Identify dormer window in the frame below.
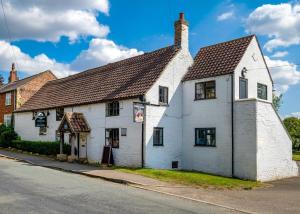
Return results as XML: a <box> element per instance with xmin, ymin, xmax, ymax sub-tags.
<box><xmin>159</xmin><ymin>86</ymin><xmax>168</xmax><ymax>105</ymax></box>
<box><xmin>106</xmin><ymin>101</ymin><xmax>120</xmax><ymax>117</ymax></box>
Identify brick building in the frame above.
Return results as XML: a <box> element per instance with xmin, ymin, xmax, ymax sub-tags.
<box><xmin>0</xmin><ymin>64</ymin><xmax>56</xmax><ymax>126</ymax></box>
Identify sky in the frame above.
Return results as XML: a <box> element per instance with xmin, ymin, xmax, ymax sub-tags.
<box><xmin>0</xmin><ymin>0</ymin><xmax>299</xmax><ymax>118</ymax></box>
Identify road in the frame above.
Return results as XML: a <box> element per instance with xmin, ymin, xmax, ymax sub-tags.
<box><xmin>0</xmin><ymin>157</ymin><xmax>241</xmax><ymax>214</ymax></box>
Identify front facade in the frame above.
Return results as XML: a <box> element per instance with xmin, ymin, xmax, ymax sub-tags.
<box><xmin>14</xmin><ymin>14</ymin><xmax>298</xmax><ymax>181</ymax></box>
<box><xmin>0</xmin><ymin>65</ymin><xmax>56</xmax><ymax>126</ymax></box>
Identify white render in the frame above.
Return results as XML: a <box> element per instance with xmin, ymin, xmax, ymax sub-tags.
<box><xmin>13</xmin><ymin>20</ymin><xmax>298</xmax><ymax>181</ymax></box>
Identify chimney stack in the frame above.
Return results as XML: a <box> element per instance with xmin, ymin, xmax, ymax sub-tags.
<box><xmin>9</xmin><ymin>63</ymin><xmax>18</xmax><ymax>83</ymax></box>
<box><xmin>174</xmin><ymin>12</ymin><xmax>189</xmax><ymax>50</ymax></box>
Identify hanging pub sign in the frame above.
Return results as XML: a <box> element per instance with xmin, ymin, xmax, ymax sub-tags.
<box><xmin>35</xmin><ymin>112</ymin><xmax>47</xmax><ymax>127</ymax></box>
<box><xmin>133</xmin><ymin>103</ymin><xmax>145</xmax><ymax>123</ymax></box>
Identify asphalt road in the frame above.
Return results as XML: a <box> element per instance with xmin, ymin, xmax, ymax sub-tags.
<box><xmin>0</xmin><ymin>157</ymin><xmax>241</xmax><ymax>214</ymax></box>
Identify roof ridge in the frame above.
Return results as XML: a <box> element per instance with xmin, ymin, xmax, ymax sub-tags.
<box><xmin>201</xmin><ymin>34</ymin><xmax>255</xmax><ymax>50</ymax></box>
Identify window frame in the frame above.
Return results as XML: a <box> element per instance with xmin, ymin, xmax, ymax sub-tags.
<box><xmin>153</xmin><ymin>127</ymin><xmax>164</xmax><ymax>146</ymax></box>
<box><xmin>194</xmin><ymin>128</ymin><xmax>216</xmax><ymax>147</ymax></box>
<box><xmin>159</xmin><ymin>86</ymin><xmax>169</xmax><ymax>105</ymax></box>
<box><xmin>195</xmin><ymin>81</ymin><xmax>216</xmax><ymax>100</ymax></box>
<box><xmin>56</xmin><ymin>108</ymin><xmax>64</xmax><ymax>121</ymax></box>
<box><xmin>239</xmin><ymin>77</ymin><xmax>248</xmax><ymax>99</ymax></box>
<box><xmin>106</xmin><ymin>101</ymin><xmax>120</xmax><ymax>117</ymax></box>
<box><xmin>257</xmin><ymin>83</ymin><xmax>268</xmax><ymax>100</ymax></box>
<box><xmin>5</xmin><ymin>92</ymin><xmax>11</xmax><ymax>106</ymax></box>
<box><xmin>3</xmin><ymin>114</ymin><xmax>12</xmax><ymax>127</ymax></box>
<box><xmin>105</xmin><ymin>128</ymin><xmax>119</xmax><ymax>148</ymax></box>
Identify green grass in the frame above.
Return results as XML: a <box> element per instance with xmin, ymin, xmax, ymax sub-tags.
<box><xmin>117</xmin><ymin>168</ymin><xmax>263</xmax><ymax>190</ymax></box>
<box><xmin>293</xmin><ymin>151</ymin><xmax>300</xmax><ymax>161</ymax></box>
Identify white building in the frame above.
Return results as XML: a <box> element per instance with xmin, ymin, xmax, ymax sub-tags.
<box><xmin>14</xmin><ymin>13</ymin><xmax>298</xmax><ymax>181</ymax></box>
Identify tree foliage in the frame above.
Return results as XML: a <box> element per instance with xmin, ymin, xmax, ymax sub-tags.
<box><xmin>273</xmin><ymin>93</ymin><xmax>283</xmax><ymax>112</ymax></box>
<box><xmin>283</xmin><ymin>117</ymin><xmax>300</xmax><ymax>151</ymax></box>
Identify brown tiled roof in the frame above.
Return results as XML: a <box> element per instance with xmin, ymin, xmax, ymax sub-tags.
<box><xmin>183</xmin><ymin>35</ymin><xmax>255</xmax><ymax>81</ymax></box>
<box><xmin>58</xmin><ymin>112</ymin><xmax>90</xmax><ymax>133</ymax></box>
<box><xmin>0</xmin><ymin>70</ymin><xmax>56</xmax><ymax>93</ymax></box>
<box><xmin>16</xmin><ymin>46</ymin><xmax>179</xmax><ymax>112</ymax></box>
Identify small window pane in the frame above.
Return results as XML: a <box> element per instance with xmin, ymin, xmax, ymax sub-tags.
<box><xmin>159</xmin><ymin>86</ymin><xmax>168</xmax><ymax>104</ymax></box>
<box><xmin>239</xmin><ymin>78</ymin><xmax>248</xmax><ymax>99</ymax></box>
<box><xmin>106</xmin><ymin>101</ymin><xmax>120</xmax><ymax>116</ymax></box>
<box><xmin>5</xmin><ymin>93</ymin><xmax>11</xmax><ymax>106</ymax></box>
<box><xmin>195</xmin><ymin>81</ymin><xmax>215</xmax><ymax>100</ymax></box>
<box><xmin>195</xmin><ymin>83</ymin><xmax>205</xmax><ymax>100</ymax></box>
<box><xmin>195</xmin><ymin>128</ymin><xmax>216</xmax><ymax>147</ymax></box>
<box><xmin>257</xmin><ymin>83</ymin><xmax>267</xmax><ymax>100</ymax></box>
<box><xmin>205</xmin><ymin>81</ymin><xmax>216</xmax><ymax>99</ymax></box>
<box><xmin>153</xmin><ymin>127</ymin><xmax>163</xmax><ymax>146</ymax></box>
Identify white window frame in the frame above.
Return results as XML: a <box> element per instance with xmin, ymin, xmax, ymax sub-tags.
<box><xmin>4</xmin><ymin>114</ymin><xmax>12</xmax><ymax>127</ymax></box>
<box><xmin>5</xmin><ymin>92</ymin><xmax>11</xmax><ymax>106</ymax></box>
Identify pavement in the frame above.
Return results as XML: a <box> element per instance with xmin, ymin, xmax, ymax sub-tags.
<box><xmin>0</xmin><ymin>149</ymin><xmax>300</xmax><ymax>214</ymax></box>
<box><xmin>0</xmin><ymin>157</ymin><xmax>239</xmax><ymax>214</ymax></box>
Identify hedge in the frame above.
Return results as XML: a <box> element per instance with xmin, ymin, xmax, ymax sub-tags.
<box><xmin>10</xmin><ymin>140</ymin><xmax>71</xmax><ymax>156</ymax></box>
<box><xmin>0</xmin><ymin>125</ymin><xmax>18</xmax><ymax>148</ymax></box>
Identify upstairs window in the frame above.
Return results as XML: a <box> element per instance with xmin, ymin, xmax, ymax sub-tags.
<box><xmin>257</xmin><ymin>83</ymin><xmax>267</xmax><ymax>100</ymax></box>
<box><xmin>153</xmin><ymin>127</ymin><xmax>163</xmax><ymax>146</ymax></box>
<box><xmin>159</xmin><ymin>86</ymin><xmax>168</xmax><ymax>105</ymax></box>
<box><xmin>239</xmin><ymin>78</ymin><xmax>248</xmax><ymax>99</ymax></box>
<box><xmin>5</xmin><ymin>92</ymin><xmax>11</xmax><ymax>106</ymax></box>
<box><xmin>195</xmin><ymin>128</ymin><xmax>216</xmax><ymax>147</ymax></box>
<box><xmin>56</xmin><ymin>108</ymin><xmax>64</xmax><ymax>121</ymax></box>
<box><xmin>106</xmin><ymin>101</ymin><xmax>120</xmax><ymax>117</ymax></box>
<box><xmin>195</xmin><ymin>81</ymin><xmax>216</xmax><ymax>100</ymax></box>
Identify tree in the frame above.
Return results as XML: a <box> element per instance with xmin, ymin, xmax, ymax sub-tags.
<box><xmin>273</xmin><ymin>93</ymin><xmax>283</xmax><ymax>112</ymax></box>
<box><xmin>283</xmin><ymin>117</ymin><xmax>300</xmax><ymax>151</ymax></box>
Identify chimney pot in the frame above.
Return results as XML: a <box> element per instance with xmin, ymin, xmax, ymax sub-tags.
<box><xmin>174</xmin><ymin>13</ymin><xmax>189</xmax><ymax>50</ymax></box>
<box><xmin>9</xmin><ymin>62</ymin><xmax>18</xmax><ymax>83</ymax></box>
<box><xmin>179</xmin><ymin>12</ymin><xmax>184</xmax><ymax>20</ymax></box>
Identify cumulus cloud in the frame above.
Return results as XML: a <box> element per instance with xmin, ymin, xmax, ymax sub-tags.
<box><xmin>271</xmin><ymin>51</ymin><xmax>288</xmax><ymax>58</ymax></box>
<box><xmin>290</xmin><ymin>112</ymin><xmax>300</xmax><ymax>118</ymax></box>
<box><xmin>217</xmin><ymin>11</ymin><xmax>234</xmax><ymax>21</ymax></box>
<box><xmin>0</xmin><ymin>0</ymin><xmax>110</xmax><ymax>42</ymax></box>
<box><xmin>246</xmin><ymin>3</ymin><xmax>300</xmax><ymax>52</ymax></box>
<box><xmin>71</xmin><ymin>38</ymin><xmax>143</xmax><ymax>71</ymax></box>
<box><xmin>265</xmin><ymin>56</ymin><xmax>300</xmax><ymax>93</ymax></box>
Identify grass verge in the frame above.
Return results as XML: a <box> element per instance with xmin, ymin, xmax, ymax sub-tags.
<box><xmin>293</xmin><ymin>151</ymin><xmax>300</xmax><ymax>161</ymax></box>
<box><xmin>117</xmin><ymin>168</ymin><xmax>263</xmax><ymax>190</ymax></box>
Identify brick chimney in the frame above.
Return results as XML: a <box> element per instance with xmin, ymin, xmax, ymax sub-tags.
<box><xmin>174</xmin><ymin>12</ymin><xmax>189</xmax><ymax>50</ymax></box>
<box><xmin>9</xmin><ymin>63</ymin><xmax>18</xmax><ymax>83</ymax></box>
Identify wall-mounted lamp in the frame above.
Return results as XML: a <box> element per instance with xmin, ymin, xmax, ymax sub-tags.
<box><xmin>241</xmin><ymin>67</ymin><xmax>247</xmax><ymax>78</ymax></box>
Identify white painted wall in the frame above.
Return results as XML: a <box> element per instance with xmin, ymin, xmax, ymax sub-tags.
<box><xmin>145</xmin><ymin>48</ymin><xmax>193</xmax><ymax>169</ymax></box>
<box><xmin>14</xmin><ymin>99</ymin><xmax>143</xmax><ymax>167</ymax></box>
<box><xmin>182</xmin><ymin>74</ymin><xmax>233</xmax><ymax>177</ymax></box>
<box><xmin>234</xmin><ymin>37</ymin><xmax>273</xmax><ymax>102</ymax></box>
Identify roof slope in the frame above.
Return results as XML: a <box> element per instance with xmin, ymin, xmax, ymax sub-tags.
<box><xmin>16</xmin><ymin>46</ymin><xmax>179</xmax><ymax>112</ymax></box>
<box><xmin>0</xmin><ymin>70</ymin><xmax>55</xmax><ymax>93</ymax></box>
<box><xmin>183</xmin><ymin>35</ymin><xmax>254</xmax><ymax>81</ymax></box>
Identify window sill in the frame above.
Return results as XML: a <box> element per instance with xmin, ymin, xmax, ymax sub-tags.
<box><xmin>105</xmin><ymin>115</ymin><xmax>120</xmax><ymax>117</ymax></box>
<box><xmin>194</xmin><ymin>97</ymin><xmax>216</xmax><ymax>101</ymax></box>
<box><xmin>159</xmin><ymin>103</ymin><xmax>169</xmax><ymax>107</ymax></box>
<box><xmin>194</xmin><ymin>145</ymin><xmax>216</xmax><ymax>147</ymax></box>
<box><xmin>153</xmin><ymin>144</ymin><xmax>164</xmax><ymax>147</ymax></box>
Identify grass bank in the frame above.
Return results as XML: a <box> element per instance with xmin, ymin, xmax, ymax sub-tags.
<box><xmin>293</xmin><ymin>151</ymin><xmax>300</xmax><ymax>161</ymax></box>
<box><xmin>117</xmin><ymin>168</ymin><xmax>263</xmax><ymax>190</ymax></box>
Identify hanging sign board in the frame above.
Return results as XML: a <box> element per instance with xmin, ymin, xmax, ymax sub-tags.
<box><xmin>133</xmin><ymin>103</ymin><xmax>145</xmax><ymax>123</ymax></box>
<box><xmin>35</xmin><ymin>112</ymin><xmax>47</xmax><ymax>127</ymax></box>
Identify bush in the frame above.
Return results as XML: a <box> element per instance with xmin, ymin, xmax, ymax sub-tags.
<box><xmin>10</xmin><ymin>140</ymin><xmax>71</xmax><ymax>156</ymax></box>
<box><xmin>0</xmin><ymin>126</ymin><xmax>18</xmax><ymax>148</ymax></box>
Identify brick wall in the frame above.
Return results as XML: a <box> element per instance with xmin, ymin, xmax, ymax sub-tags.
<box><xmin>0</xmin><ymin>91</ymin><xmax>15</xmax><ymax>124</ymax></box>
<box><xmin>16</xmin><ymin>71</ymin><xmax>56</xmax><ymax>108</ymax></box>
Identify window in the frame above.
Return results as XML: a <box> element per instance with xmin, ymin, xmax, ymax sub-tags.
<box><xmin>195</xmin><ymin>128</ymin><xmax>216</xmax><ymax>147</ymax></box>
<box><xmin>195</xmin><ymin>81</ymin><xmax>216</xmax><ymax>100</ymax></box>
<box><xmin>106</xmin><ymin>101</ymin><xmax>120</xmax><ymax>117</ymax></box>
<box><xmin>153</xmin><ymin>127</ymin><xmax>163</xmax><ymax>146</ymax></box>
<box><xmin>4</xmin><ymin>114</ymin><xmax>12</xmax><ymax>126</ymax></box>
<box><xmin>159</xmin><ymin>86</ymin><xmax>168</xmax><ymax>104</ymax></box>
<box><xmin>239</xmin><ymin>78</ymin><xmax>248</xmax><ymax>99</ymax></box>
<box><xmin>257</xmin><ymin>83</ymin><xmax>268</xmax><ymax>100</ymax></box>
<box><xmin>39</xmin><ymin>127</ymin><xmax>47</xmax><ymax>135</ymax></box>
<box><xmin>56</xmin><ymin>108</ymin><xmax>64</xmax><ymax>121</ymax></box>
<box><xmin>106</xmin><ymin>128</ymin><xmax>119</xmax><ymax>148</ymax></box>
<box><xmin>121</xmin><ymin>128</ymin><xmax>127</xmax><ymax>136</ymax></box>
<box><xmin>5</xmin><ymin>92</ymin><xmax>11</xmax><ymax>106</ymax></box>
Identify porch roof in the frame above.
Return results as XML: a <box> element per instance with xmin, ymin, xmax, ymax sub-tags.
<box><xmin>58</xmin><ymin>112</ymin><xmax>90</xmax><ymax>133</ymax></box>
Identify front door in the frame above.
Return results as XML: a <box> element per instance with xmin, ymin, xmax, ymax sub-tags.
<box><xmin>79</xmin><ymin>133</ymin><xmax>87</xmax><ymax>158</ymax></box>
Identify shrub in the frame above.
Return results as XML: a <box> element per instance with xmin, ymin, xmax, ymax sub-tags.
<box><xmin>0</xmin><ymin>126</ymin><xmax>18</xmax><ymax>148</ymax></box>
<box><xmin>10</xmin><ymin>140</ymin><xmax>71</xmax><ymax>156</ymax></box>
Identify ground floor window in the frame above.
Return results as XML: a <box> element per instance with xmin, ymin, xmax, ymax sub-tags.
<box><xmin>4</xmin><ymin>114</ymin><xmax>12</xmax><ymax>127</ymax></box>
<box><xmin>195</xmin><ymin>128</ymin><xmax>216</xmax><ymax>147</ymax></box>
<box><xmin>39</xmin><ymin>127</ymin><xmax>47</xmax><ymax>135</ymax></box>
<box><xmin>153</xmin><ymin>127</ymin><xmax>163</xmax><ymax>146</ymax></box>
<box><xmin>106</xmin><ymin>128</ymin><xmax>119</xmax><ymax>148</ymax></box>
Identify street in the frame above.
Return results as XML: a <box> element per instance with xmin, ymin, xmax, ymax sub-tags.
<box><xmin>0</xmin><ymin>157</ymin><xmax>240</xmax><ymax>214</ymax></box>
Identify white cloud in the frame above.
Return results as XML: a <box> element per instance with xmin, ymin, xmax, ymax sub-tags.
<box><xmin>217</xmin><ymin>11</ymin><xmax>234</xmax><ymax>21</ymax></box>
<box><xmin>271</xmin><ymin>51</ymin><xmax>288</xmax><ymax>58</ymax></box>
<box><xmin>290</xmin><ymin>112</ymin><xmax>300</xmax><ymax>118</ymax></box>
<box><xmin>0</xmin><ymin>0</ymin><xmax>110</xmax><ymax>42</ymax></box>
<box><xmin>246</xmin><ymin>3</ymin><xmax>300</xmax><ymax>52</ymax></box>
<box><xmin>71</xmin><ymin>38</ymin><xmax>143</xmax><ymax>71</ymax></box>
<box><xmin>265</xmin><ymin>56</ymin><xmax>300</xmax><ymax>93</ymax></box>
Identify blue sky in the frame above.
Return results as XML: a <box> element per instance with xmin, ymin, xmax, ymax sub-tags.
<box><xmin>0</xmin><ymin>0</ymin><xmax>299</xmax><ymax>117</ymax></box>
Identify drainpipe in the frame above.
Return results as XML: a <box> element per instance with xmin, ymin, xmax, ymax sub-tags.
<box><xmin>77</xmin><ymin>133</ymin><xmax>80</xmax><ymax>160</ymax></box>
<box><xmin>231</xmin><ymin>74</ymin><xmax>235</xmax><ymax>177</ymax></box>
